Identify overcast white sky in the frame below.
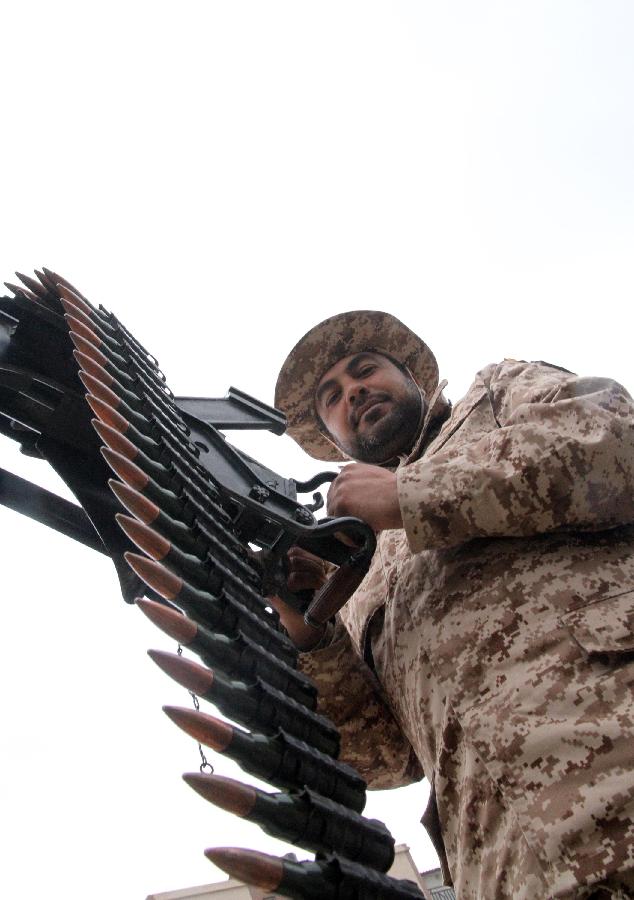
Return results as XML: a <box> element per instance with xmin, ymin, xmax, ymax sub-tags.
<box><xmin>1</xmin><ymin>2</ymin><xmax>633</xmax><ymax>897</ymax></box>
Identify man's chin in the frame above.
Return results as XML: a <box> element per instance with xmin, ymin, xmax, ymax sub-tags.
<box><xmin>360</xmin><ymin>407</ymin><xmax>401</xmax><ymax>440</ymax></box>
<box><xmin>351</xmin><ymin>415</ymin><xmax>411</xmax><ymax>463</ymax></box>
<box><xmin>339</xmin><ymin>388</ymin><xmax>423</xmax><ymax>463</ymax></box>
<box><xmin>357</xmin><ymin>410</ymin><xmax>388</xmax><ymax>435</ymax></box>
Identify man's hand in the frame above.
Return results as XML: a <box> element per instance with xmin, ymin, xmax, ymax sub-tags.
<box><xmin>268</xmin><ymin>547</ymin><xmax>329</xmax><ymax>650</ymax></box>
<box><xmin>285</xmin><ymin>545</ymin><xmax>329</xmax><ymax>593</ymax></box>
<box><xmin>327</xmin><ymin>463</ymin><xmax>403</xmax><ymax>532</ymax></box>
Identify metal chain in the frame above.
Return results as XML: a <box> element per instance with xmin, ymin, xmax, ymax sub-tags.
<box><xmin>177</xmin><ymin>643</ymin><xmax>214</xmax><ymax>775</ymax></box>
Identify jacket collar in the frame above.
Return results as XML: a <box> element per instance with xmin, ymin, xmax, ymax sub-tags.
<box><xmin>397</xmin><ymin>379</ymin><xmax>450</xmax><ymax>467</ymax></box>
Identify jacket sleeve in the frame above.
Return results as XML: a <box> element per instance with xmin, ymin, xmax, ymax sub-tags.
<box><xmin>398</xmin><ymin>359</ymin><xmax>634</xmax><ymax>552</ymax></box>
<box><xmin>297</xmin><ymin>617</ymin><xmax>424</xmax><ymax>790</ymax></box>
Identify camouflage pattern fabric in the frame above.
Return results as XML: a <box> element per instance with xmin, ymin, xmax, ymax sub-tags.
<box><xmin>274</xmin><ymin>310</ymin><xmax>439</xmax><ymax>461</ymax></box>
<box><xmin>298</xmin><ymin>359</ymin><xmax>634</xmax><ymax>899</ymax></box>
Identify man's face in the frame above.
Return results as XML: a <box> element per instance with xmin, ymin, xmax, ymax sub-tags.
<box><xmin>314</xmin><ymin>351</ymin><xmax>424</xmax><ymax>463</ymax></box>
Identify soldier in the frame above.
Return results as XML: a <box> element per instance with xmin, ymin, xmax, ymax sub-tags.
<box><xmin>271</xmin><ymin>310</ymin><xmax>634</xmax><ymax>899</ymax></box>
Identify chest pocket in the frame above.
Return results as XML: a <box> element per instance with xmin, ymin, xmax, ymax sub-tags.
<box><xmin>560</xmin><ymin>589</ymin><xmax>634</xmax><ymax>665</ymax></box>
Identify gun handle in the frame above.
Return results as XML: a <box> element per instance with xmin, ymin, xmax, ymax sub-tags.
<box><xmin>277</xmin><ymin>585</ymin><xmax>314</xmax><ymax>614</ymax></box>
<box><xmin>303</xmin><ymin>557</ymin><xmax>370</xmax><ymax>628</ymax></box>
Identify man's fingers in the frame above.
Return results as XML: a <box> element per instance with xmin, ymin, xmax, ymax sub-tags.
<box><xmin>268</xmin><ymin>594</ymin><xmax>325</xmax><ymax>650</ymax></box>
<box><xmin>324</xmin><ymin>462</ymin><xmax>402</xmax><ymax>532</ymax></box>
<box><xmin>287</xmin><ymin>546</ymin><xmax>328</xmax><ymax>579</ymax></box>
<box><xmin>269</xmin><ymin>545</ymin><xmax>330</xmax><ymax>594</ymax></box>
<box><xmin>326</xmin><ymin>465</ymin><xmax>358</xmax><ymax>516</ymax></box>
<box><xmin>287</xmin><ymin>556</ymin><xmax>326</xmax><ymax>577</ymax></box>
<box><xmin>327</xmin><ymin>481</ymin><xmax>350</xmax><ymax>518</ymax></box>
<box><xmin>287</xmin><ymin>571</ymin><xmax>324</xmax><ymax>592</ymax></box>
<box><xmin>287</xmin><ymin>554</ymin><xmax>328</xmax><ymax>592</ymax></box>
<box><xmin>287</xmin><ymin>546</ymin><xmax>326</xmax><ymax>566</ymax></box>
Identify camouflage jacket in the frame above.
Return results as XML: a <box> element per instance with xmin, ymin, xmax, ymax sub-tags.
<box><xmin>299</xmin><ymin>359</ymin><xmax>634</xmax><ymax>899</ymax></box>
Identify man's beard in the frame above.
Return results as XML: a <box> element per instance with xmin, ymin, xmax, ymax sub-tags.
<box><xmin>343</xmin><ymin>386</ymin><xmax>424</xmax><ymax>464</ymax></box>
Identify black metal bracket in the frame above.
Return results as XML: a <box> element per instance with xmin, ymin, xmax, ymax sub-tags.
<box><xmin>0</xmin><ymin>465</ymin><xmax>106</xmax><ymax>554</ymax></box>
<box><xmin>175</xmin><ymin>387</ymin><xmax>287</xmax><ymax>434</ymax></box>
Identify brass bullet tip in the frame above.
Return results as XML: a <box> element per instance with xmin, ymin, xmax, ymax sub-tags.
<box><xmin>116</xmin><ymin>513</ymin><xmax>170</xmax><ymax>560</ymax></box>
<box><xmin>183</xmin><ymin>772</ymin><xmax>256</xmax><ymax>817</ymax></box>
<box><xmin>135</xmin><ymin>597</ymin><xmax>197</xmax><ymax>643</ymax></box>
<box><xmin>57</xmin><ymin>283</ymin><xmax>93</xmax><ymax>317</ymax></box>
<box><xmin>5</xmin><ymin>281</ymin><xmax>39</xmax><ymax>301</ymax></box>
<box><xmin>92</xmin><ymin>418</ymin><xmax>137</xmax><ymax>461</ymax></box>
<box><xmin>43</xmin><ymin>269</ymin><xmax>90</xmax><ymax>303</ymax></box>
<box><xmin>35</xmin><ymin>269</ymin><xmax>56</xmax><ymax>292</ymax></box>
<box><xmin>162</xmin><ymin>705</ymin><xmax>234</xmax><ymax>752</ymax></box>
<box><xmin>64</xmin><ymin>313</ymin><xmax>100</xmax><ymax>348</ymax></box>
<box><xmin>203</xmin><ymin>847</ymin><xmax>282</xmax><ymax>892</ymax></box>
<box><xmin>125</xmin><ymin>552</ymin><xmax>182</xmax><ymax>601</ymax></box>
<box><xmin>79</xmin><ymin>370</ymin><xmax>120</xmax><ymax>410</ymax></box>
<box><xmin>59</xmin><ymin>294</ymin><xmax>83</xmax><ymax>319</ymax></box>
<box><xmin>42</xmin><ymin>266</ymin><xmax>60</xmax><ymax>282</ymax></box>
<box><xmin>68</xmin><ymin>331</ymin><xmax>109</xmax><ymax>367</ymax></box>
<box><xmin>16</xmin><ymin>271</ymin><xmax>47</xmax><ymax>299</ymax></box>
<box><xmin>86</xmin><ymin>393</ymin><xmax>129</xmax><ymax>434</ymax></box>
<box><xmin>147</xmin><ymin>649</ymin><xmax>213</xmax><ymax>695</ymax></box>
<box><xmin>100</xmin><ymin>446</ymin><xmax>149</xmax><ymax>490</ymax></box>
<box><xmin>109</xmin><ymin>479</ymin><xmax>159</xmax><ymax>525</ymax></box>
<box><xmin>73</xmin><ymin>350</ymin><xmax>113</xmax><ymax>386</ymax></box>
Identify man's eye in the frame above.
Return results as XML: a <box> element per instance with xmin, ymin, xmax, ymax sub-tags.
<box><xmin>326</xmin><ymin>391</ymin><xmax>340</xmax><ymax>407</ymax></box>
<box><xmin>358</xmin><ymin>366</ymin><xmax>375</xmax><ymax>377</ymax></box>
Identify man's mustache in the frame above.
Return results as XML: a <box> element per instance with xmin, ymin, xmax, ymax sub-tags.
<box><xmin>350</xmin><ymin>393</ymin><xmax>391</xmax><ymax>429</ymax></box>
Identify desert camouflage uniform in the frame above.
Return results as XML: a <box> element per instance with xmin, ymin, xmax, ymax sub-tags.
<box><xmin>298</xmin><ymin>359</ymin><xmax>634</xmax><ymax>899</ymax></box>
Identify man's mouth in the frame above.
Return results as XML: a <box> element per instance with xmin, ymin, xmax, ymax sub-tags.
<box><xmin>352</xmin><ymin>396</ymin><xmax>390</xmax><ymax>429</ymax></box>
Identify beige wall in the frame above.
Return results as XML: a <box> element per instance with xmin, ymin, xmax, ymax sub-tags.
<box><xmin>147</xmin><ymin>878</ymin><xmax>268</xmax><ymax>899</ymax></box>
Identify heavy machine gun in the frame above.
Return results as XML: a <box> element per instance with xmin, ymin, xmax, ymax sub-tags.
<box><xmin>0</xmin><ymin>269</ymin><xmax>425</xmax><ymax>899</ymax></box>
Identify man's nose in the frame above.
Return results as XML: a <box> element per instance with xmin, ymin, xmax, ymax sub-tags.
<box><xmin>346</xmin><ymin>382</ymin><xmax>368</xmax><ymax>407</ymax></box>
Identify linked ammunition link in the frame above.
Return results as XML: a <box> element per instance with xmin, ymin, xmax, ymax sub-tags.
<box><xmin>290</xmin><ymin>788</ymin><xmax>395</xmax><ymax>872</ymax></box>
<box><xmin>269</xmin><ymin>729</ymin><xmax>366</xmax><ymax>812</ymax></box>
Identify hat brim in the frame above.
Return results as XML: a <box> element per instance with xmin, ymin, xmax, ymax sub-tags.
<box><xmin>274</xmin><ymin>310</ymin><xmax>439</xmax><ymax>461</ymax></box>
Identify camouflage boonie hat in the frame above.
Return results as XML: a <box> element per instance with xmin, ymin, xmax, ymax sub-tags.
<box><xmin>275</xmin><ymin>310</ymin><xmax>439</xmax><ymax>461</ymax></box>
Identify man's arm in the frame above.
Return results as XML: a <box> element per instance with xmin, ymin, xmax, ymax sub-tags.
<box><xmin>297</xmin><ymin>617</ymin><xmax>424</xmax><ymax>790</ymax></box>
<box><xmin>325</xmin><ymin>361</ymin><xmax>634</xmax><ymax>550</ymax></box>
<box><xmin>271</xmin><ymin>549</ymin><xmax>423</xmax><ymax>789</ymax></box>
<box><xmin>399</xmin><ymin>360</ymin><xmax>634</xmax><ymax>552</ymax></box>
